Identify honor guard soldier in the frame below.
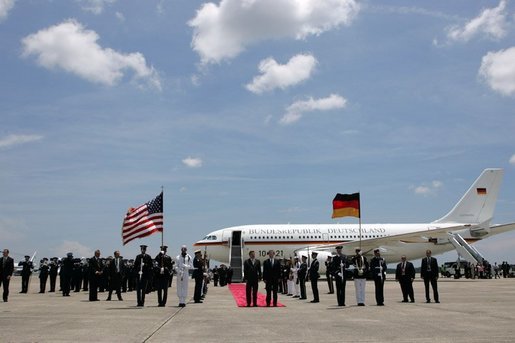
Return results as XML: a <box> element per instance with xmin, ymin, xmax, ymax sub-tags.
<box><xmin>1</xmin><ymin>249</ymin><xmax>15</xmax><ymax>302</ymax></box>
<box><xmin>331</xmin><ymin>246</ymin><xmax>347</xmax><ymax>306</ymax></box>
<box><xmin>19</xmin><ymin>255</ymin><xmax>33</xmax><ymax>293</ymax></box>
<box><xmin>192</xmin><ymin>250</ymin><xmax>204</xmax><ymax>303</ymax></box>
<box><xmin>370</xmin><ymin>248</ymin><xmax>386</xmax><ymax>306</ymax></box>
<box><xmin>155</xmin><ymin>246</ymin><xmax>172</xmax><ymax>306</ymax></box>
<box><xmin>89</xmin><ymin>250</ymin><xmax>103</xmax><ymax>301</ymax></box>
<box><xmin>325</xmin><ymin>256</ymin><xmax>334</xmax><ymax>294</ymax></box>
<box><xmin>421</xmin><ymin>249</ymin><xmax>439</xmax><ymax>303</ymax></box>
<box><xmin>263</xmin><ymin>250</ymin><xmax>281</xmax><ymax>307</ymax></box>
<box><xmin>39</xmin><ymin>258</ymin><xmax>49</xmax><ymax>293</ymax></box>
<box><xmin>48</xmin><ymin>257</ymin><xmax>58</xmax><ymax>292</ymax></box>
<box><xmin>107</xmin><ymin>250</ymin><xmax>124</xmax><ymax>301</ymax></box>
<box><xmin>176</xmin><ymin>245</ymin><xmax>193</xmax><ymax>307</ymax></box>
<box><xmin>396</xmin><ymin>255</ymin><xmax>415</xmax><ymax>303</ymax></box>
<box><xmin>243</xmin><ymin>250</ymin><xmax>262</xmax><ymax>307</ymax></box>
<box><xmin>61</xmin><ymin>253</ymin><xmax>74</xmax><ymax>297</ymax></box>
<box><xmin>308</xmin><ymin>252</ymin><xmax>320</xmax><ymax>303</ymax></box>
<box><xmin>298</xmin><ymin>255</ymin><xmax>308</xmax><ymax>300</ymax></box>
<box><xmin>134</xmin><ymin>245</ymin><xmax>153</xmax><ymax>307</ymax></box>
<box><xmin>352</xmin><ymin>248</ymin><xmax>368</xmax><ymax>306</ymax></box>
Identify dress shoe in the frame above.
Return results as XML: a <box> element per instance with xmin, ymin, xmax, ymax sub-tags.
<box><xmin>179</xmin><ymin>303</ymin><xmax>186</xmax><ymax>307</ymax></box>
<box><xmin>158</xmin><ymin>304</ymin><xmax>165</xmax><ymax>307</ymax></box>
<box><xmin>253</xmin><ymin>304</ymin><xmax>258</xmax><ymax>307</ymax></box>
<box><xmin>410</xmin><ymin>300</ymin><xmax>415</xmax><ymax>303</ymax></box>
<box><xmin>426</xmin><ymin>300</ymin><xmax>431</xmax><ymax>303</ymax></box>
<box><xmin>435</xmin><ymin>300</ymin><xmax>440</xmax><ymax>303</ymax></box>
<box><xmin>377</xmin><ymin>303</ymin><xmax>384</xmax><ymax>306</ymax></box>
<box><xmin>402</xmin><ymin>300</ymin><xmax>408</xmax><ymax>303</ymax></box>
<box><xmin>358</xmin><ymin>303</ymin><xmax>365</xmax><ymax>306</ymax></box>
<box><xmin>310</xmin><ymin>300</ymin><xmax>319</xmax><ymax>303</ymax></box>
<box><xmin>118</xmin><ymin>297</ymin><xmax>123</xmax><ymax>301</ymax></box>
<box><xmin>338</xmin><ymin>304</ymin><xmax>345</xmax><ymax>306</ymax></box>
<box><xmin>194</xmin><ymin>301</ymin><xmax>203</xmax><ymax>303</ymax></box>
<box><xmin>292</xmin><ymin>295</ymin><xmax>299</xmax><ymax>298</ymax></box>
<box><xmin>106</xmin><ymin>298</ymin><xmax>111</xmax><ymax>301</ymax></box>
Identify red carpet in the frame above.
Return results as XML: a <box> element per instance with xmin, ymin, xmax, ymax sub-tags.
<box><xmin>228</xmin><ymin>283</ymin><xmax>285</xmax><ymax>307</ymax></box>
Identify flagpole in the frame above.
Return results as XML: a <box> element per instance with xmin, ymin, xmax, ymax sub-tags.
<box><xmin>161</xmin><ymin>186</ymin><xmax>164</xmax><ymax>249</ymax></box>
<box><xmin>358</xmin><ymin>192</ymin><xmax>362</xmax><ymax>250</ymax></box>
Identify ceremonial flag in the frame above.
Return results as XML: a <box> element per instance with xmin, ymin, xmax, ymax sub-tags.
<box><xmin>122</xmin><ymin>192</ymin><xmax>163</xmax><ymax>245</ymax></box>
<box><xmin>332</xmin><ymin>192</ymin><xmax>360</xmax><ymax>218</ymax></box>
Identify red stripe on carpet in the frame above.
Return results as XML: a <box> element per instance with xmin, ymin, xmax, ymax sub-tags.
<box><xmin>228</xmin><ymin>283</ymin><xmax>285</xmax><ymax>307</ymax></box>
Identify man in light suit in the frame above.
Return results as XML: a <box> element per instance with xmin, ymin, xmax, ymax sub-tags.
<box><xmin>420</xmin><ymin>249</ymin><xmax>439</xmax><ymax>303</ymax></box>
<box><xmin>1</xmin><ymin>249</ymin><xmax>15</xmax><ymax>302</ymax></box>
<box><xmin>395</xmin><ymin>255</ymin><xmax>415</xmax><ymax>303</ymax></box>
<box><xmin>243</xmin><ymin>250</ymin><xmax>262</xmax><ymax>307</ymax></box>
<box><xmin>262</xmin><ymin>250</ymin><xmax>281</xmax><ymax>307</ymax></box>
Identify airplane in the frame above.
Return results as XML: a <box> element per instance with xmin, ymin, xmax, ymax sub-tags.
<box><xmin>193</xmin><ymin>168</ymin><xmax>515</xmax><ymax>276</ymax></box>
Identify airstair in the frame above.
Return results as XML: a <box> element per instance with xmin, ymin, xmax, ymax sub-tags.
<box><xmin>447</xmin><ymin>232</ymin><xmax>485</xmax><ymax>265</ymax></box>
<box><xmin>229</xmin><ymin>230</ymin><xmax>243</xmax><ymax>282</ymax></box>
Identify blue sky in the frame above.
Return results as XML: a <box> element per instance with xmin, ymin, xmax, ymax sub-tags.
<box><xmin>1</xmin><ymin>0</ymin><xmax>515</xmax><ymax>265</ymax></box>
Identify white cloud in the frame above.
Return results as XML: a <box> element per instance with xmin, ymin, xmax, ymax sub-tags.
<box><xmin>509</xmin><ymin>154</ymin><xmax>515</xmax><ymax>165</ymax></box>
<box><xmin>78</xmin><ymin>0</ymin><xmax>116</xmax><ymax>15</ymax></box>
<box><xmin>0</xmin><ymin>134</ymin><xmax>43</xmax><ymax>149</ymax></box>
<box><xmin>55</xmin><ymin>240</ymin><xmax>93</xmax><ymax>258</ymax></box>
<box><xmin>446</xmin><ymin>0</ymin><xmax>508</xmax><ymax>42</ymax></box>
<box><xmin>115</xmin><ymin>11</ymin><xmax>125</xmax><ymax>22</ymax></box>
<box><xmin>21</xmin><ymin>19</ymin><xmax>161</xmax><ymax>90</ymax></box>
<box><xmin>411</xmin><ymin>180</ymin><xmax>443</xmax><ymax>196</ymax></box>
<box><xmin>246</xmin><ymin>54</ymin><xmax>317</xmax><ymax>94</ymax></box>
<box><xmin>0</xmin><ymin>0</ymin><xmax>15</xmax><ymax>22</ymax></box>
<box><xmin>189</xmin><ymin>0</ymin><xmax>360</xmax><ymax>64</ymax></box>
<box><xmin>280</xmin><ymin>93</ymin><xmax>347</xmax><ymax>125</ymax></box>
<box><xmin>182</xmin><ymin>157</ymin><xmax>203</xmax><ymax>168</ymax></box>
<box><xmin>479</xmin><ymin>46</ymin><xmax>515</xmax><ymax>96</ymax></box>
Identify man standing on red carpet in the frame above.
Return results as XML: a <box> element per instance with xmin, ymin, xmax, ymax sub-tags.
<box><xmin>243</xmin><ymin>250</ymin><xmax>261</xmax><ymax>307</ymax></box>
<box><xmin>263</xmin><ymin>250</ymin><xmax>281</xmax><ymax>307</ymax></box>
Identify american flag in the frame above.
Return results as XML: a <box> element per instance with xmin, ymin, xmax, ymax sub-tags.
<box><xmin>122</xmin><ymin>192</ymin><xmax>163</xmax><ymax>245</ymax></box>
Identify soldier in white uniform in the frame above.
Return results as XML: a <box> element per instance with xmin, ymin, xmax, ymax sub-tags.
<box><xmin>176</xmin><ymin>245</ymin><xmax>193</xmax><ymax>307</ymax></box>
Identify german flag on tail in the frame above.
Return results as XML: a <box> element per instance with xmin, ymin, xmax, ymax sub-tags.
<box><xmin>332</xmin><ymin>192</ymin><xmax>360</xmax><ymax>218</ymax></box>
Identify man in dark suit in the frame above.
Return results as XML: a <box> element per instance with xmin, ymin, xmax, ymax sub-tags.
<box><xmin>298</xmin><ymin>255</ymin><xmax>308</xmax><ymax>300</ymax></box>
<box><xmin>61</xmin><ymin>253</ymin><xmax>74</xmax><ymax>297</ymax></box>
<box><xmin>89</xmin><ymin>250</ymin><xmax>103</xmax><ymax>301</ymax></box>
<box><xmin>243</xmin><ymin>250</ymin><xmax>262</xmax><ymax>307</ymax></box>
<box><xmin>262</xmin><ymin>250</ymin><xmax>281</xmax><ymax>307</ymax></box>
<box><xmin>155</xmin><ymin>246</ymin><xmax>172</xmax><ymax>306</ymax></box>
<box><xmin>308</xmin><ymin>252</ymin><xmax>320</xmax><ymax>303</ymax></box>
<box><xmin>331</xmin><ymin>246</ymin><xmax>347</xmax><ymax>306</ymax></box>
<box><xmin>420</xmin><ymin>249</ymin><xmax>439</xmax><ymax>303</ymax></box>
<box><xmin>370</xmin><ymin>248</ymin><xmax>386</xmax><ymax>306</ymax></box>
<box><xmin>19</xmin><ymin>255</ymin><xmax>33</xmax><ymax>293</ymax></box>
<box><xmin>395</xmin><ymin>255</ymin><xmax>415</xmax><ymax>303</ymax></box>
<box><xmin>107</xmin><ymin>250</ymin><xmax>124</xmax><ymax>301</ymax></box>
<box><xmin>1</xmin><ymin>249</ymin><xmax>15</xmax><ymax>302</ymax></box>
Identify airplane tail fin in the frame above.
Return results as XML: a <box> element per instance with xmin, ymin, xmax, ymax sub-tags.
<box><xmin>433</xmin><ymin>168</ymin><xmax>503</xmax><ymax>224</ymax></box>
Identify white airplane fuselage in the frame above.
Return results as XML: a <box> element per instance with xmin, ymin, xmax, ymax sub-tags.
<box><xmin>194</xmin><ymin>222</ymin><xmax>483</xmax><ymax>265</ymax></box>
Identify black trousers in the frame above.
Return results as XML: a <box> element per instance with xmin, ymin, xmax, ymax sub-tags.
<box><xmin>108</xmin><ymin>273</ymin><xmax>123</xmax><ymax>300</ymax></box>
<box><xmin>335</xmin><ymin>276</ymin><xmax>346</xmax><ymax>305</ymax></box>
<box><xmin>424</xmin><ymin>277</ymin><xmax>439</xmax><ymax>302</ymax></box>
<box><xmin>299</xmin><ymin>278</ymin><xmax>306</xmax><ymax>299</ymax></box>
<box><xmin>265</xmin><ymin>280</ymin><xmax>278</xmax><ymax>306</ymax></box>
<box><xmin>311</xmin><ymin>278</ymin><xmax>319</xmax><ymax>301</ymax></box>
<box><xmin>2</xmin><ymin>277</ymin><xmax>10</xmax><ymax>301</ymax></box>
<box><xmin>136</xmin><ymin>277</ymin><xmax>148</xmax><ymax>306</ymax></box>
<box><xmin>326</xmin><ymin>275</ymin><xmax>334</xmax><ymax>293</ymax></box>
<box><xmin>89</xmin><ymin>275</ymin><xmax>99</xmax><ymax>301</ymax></box>
<box><xmin>399</xmin><ymin>278</ymin><xmax>414</xmax><ymax>301</ymax></box>
<box><xmin>246</xmin><ymin>280</ymin><xmax>258</xmax><ymax>306</ymax></box>
<box><xmin>373</xmin><ymin>278</ymin><xmax>384</xmax><ymax>305</ymax></box>
<box><xmin>39</xmin><ymin>274</ymin><xmax>48</xmax><ymax>293</ymax></box>
<box><xmin>61</xmin><ymin>275</ymin><xmax>71</xmax><ymax>296</ymax></box>
<box><xmin>157</xmin><ymin>275</ymin><xmax>169</xmax><ymax>305</ymax></box>
<box><xmin>194</xmin><ymin>277</ymin><xmax>203</xmax><ymax>302</ymax></box>
<box><xmin>21</xmin><ymin>274</ymin><xmax>30</xmax><ymax>293</ymax></box>
<box><xmin>49</xmin><ymin>274</ymin><xmax>57</xmax><ymax>292</ymax></box>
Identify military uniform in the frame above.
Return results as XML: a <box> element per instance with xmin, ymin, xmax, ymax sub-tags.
<box><xmin>48</xmin><ymin>258</ymin><xmax>58</xmax><ymax>292</ymax></box>
<box><xmin>134</xmin><ymin>245</ymin><xmax>153</xmax><ymax>306</ymax></box>
<box><xmin>297</xmin><ymin>256</ymin><xmax>308</xmax><ymax>300</ymax></box>
<box><xmin>352</xmin><ymin>249</ymin><xmax>368</xmax><ymax>306</ymax></box>
<box><xmin>370</xmin><ymin>249</ymin><xmax>386</xmax><ymax>306</ymax></box>
<box><xmin>331</xmin><ymin>247</ymin><xmax>347</xmax><ymax>306</ymax></box>
<box><xmin>192</xmin><ymin>251</ymin><xmax>204</xmax><ymax>303</ymax></box>
<box><xmin>61</xmin><ymin>254</ymin><xmax>74</xmax><ymax>296</ymax></box>
<box><xmin>38</xmin><ymin>259</ymin><xmax>49</xmax><ymax>293</ymax></box>
<box><xmin>308</xmin><ymin>253</ymin><xmax>320</xmax><ymax>303</ymax></box>
<box><xmin>19</xmin><ymin>256</ymin><xmax>33</xmax><ymax>293</ymax></box>
<box><xmin>176</xmin><ymin>246</ymin><xmax>193</xmax><ymax>307</ymax></box>
<box><xmin>155</xmin><ymin>246</ymin><xmax>172</xmax><ymax>306</ymax></box>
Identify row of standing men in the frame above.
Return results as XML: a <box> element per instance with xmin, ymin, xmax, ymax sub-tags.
<box><xmin>243</xmin><ymin>247</ymin><xmax>440</xmax><ymax>307</ymax></box>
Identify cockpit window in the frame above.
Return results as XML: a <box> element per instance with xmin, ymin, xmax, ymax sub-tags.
<box><xmin>203</xmin><ymin>235</ymin><xmax>217</xmax><ymax>241</ymax></box>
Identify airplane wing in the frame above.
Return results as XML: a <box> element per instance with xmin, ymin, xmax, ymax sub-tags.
<box><xmin>489</xmin><ymin>223</ymin><xmax>515</xmax><ymax>236</ymax></box>
<box><xmin>296</xmin><ymin>224</ymin><xmax>471</xmax><ymax>256</ymax></box>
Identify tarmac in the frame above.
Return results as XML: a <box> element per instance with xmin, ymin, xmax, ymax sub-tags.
<box><xmin>1</xmin><ymin>276</ymin><xmax>515</xmax><ymax>342</ymax></box>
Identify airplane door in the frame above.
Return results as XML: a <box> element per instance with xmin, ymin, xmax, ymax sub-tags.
<box><xmin>322</xmin><ymin>233</ymin><xmax>329</xmax><ymax>243</ymax></box>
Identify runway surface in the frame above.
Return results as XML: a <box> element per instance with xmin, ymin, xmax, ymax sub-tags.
<box><xmin>1</xmin><ymin>276</ymin><xmax>515</xmax><ymax>342</ymax></box>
